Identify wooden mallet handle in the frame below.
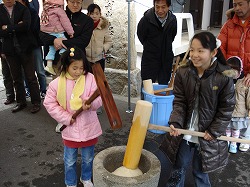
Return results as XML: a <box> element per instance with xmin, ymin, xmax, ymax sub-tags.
<box><xmin>148</xmin><ymin>124</ymin><xmax>250</xmax><ymax>144</ymax></box>
<box><xmin>166</xmin><ymin>56</ymin><xmax>180</xmax><ymax>95</ymax></box>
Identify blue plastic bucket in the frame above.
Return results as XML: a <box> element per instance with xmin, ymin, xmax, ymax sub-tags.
<box><xmin>142</xmin><ymin>84</ymin><xmax>174</xmax><ymax>134</ymax></box>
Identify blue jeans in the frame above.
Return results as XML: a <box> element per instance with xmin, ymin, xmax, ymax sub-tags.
<box><xmin>64</xmin><ymin>145</ymin><xmax>95</xmax><ymax>186</ymax></box>
<box><xmin>46</xmin><ymin>32</ymin><xmax>66</xmax><ymax>60</ymax></box>
<box><xmin>33</xmin><ymin>47</ymin><xmax>47</xmax><ymax>93</ymax></box>
<box><xmin>23</xmin><ymin>47</ymin><xmax>47</xmax><ymax>94</ymax></box>
<box><xmin>167</xmin><ymin>140</ymin><xmax>211</xmax><ymax>187</ymax></box>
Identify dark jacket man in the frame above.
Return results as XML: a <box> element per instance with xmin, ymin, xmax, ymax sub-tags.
<box><xmin>0</xmin><ymin>2</ymin><xmax>37</xmax><ymax>55</ymax></box>
<box><xmin>40</xmin><ymin>6</ymin><xmax>94</xmax><ymax>54</ymax></box>
<box><xmin>0</xmin><ymin>1</ymin><xmax>41</xmax><ymax>113</ymax></box>
<box><xmin>137</xmin><ymin>1</ymin><xmax>177</xmax><ymax>85</ymax></box>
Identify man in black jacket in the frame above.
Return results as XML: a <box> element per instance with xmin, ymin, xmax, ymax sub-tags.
<box><xmin>137</xmin><ymin>0</ymin><xmax>177</xmax><ymax>85</ymax></box>
<box><xmin>0</xmin><ymin>0</ymin><xmax>41</xmax><ymax>113</ymax></box>
<box><xmin>39</xmin><ymin>0</ymin><xmax>94</xmax><ymax>63</ymax></box>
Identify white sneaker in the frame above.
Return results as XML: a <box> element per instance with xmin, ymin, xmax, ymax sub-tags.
<box><xmin>80</xmin><ymin>178</ymin><xmax>94</xmax><ymax>187</ymax></box>
<box><xmin>66</xmin><ymin>185</ymin><xmax>76</xmax><ymax>187</ymax></box>
<box><xmin>239</xmin><ymin>143</ymin><xmax>249</xmax><ymax>152</ymax></box>
<box><xmin>44</xmin><ymin>66</ymin><xmax>56</xmax><ymax>75</ymax></box>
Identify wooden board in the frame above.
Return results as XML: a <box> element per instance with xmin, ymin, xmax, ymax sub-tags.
<box><xmin>91</xmin><ymin>62</ymin><xmax>122</xmax><ymax>129</ymax></box>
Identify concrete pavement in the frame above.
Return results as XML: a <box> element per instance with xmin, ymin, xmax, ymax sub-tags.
<box><xmin>0</xmin><ymin>70</ymin><xmax>250</xmax><ymax>187</ymax></box>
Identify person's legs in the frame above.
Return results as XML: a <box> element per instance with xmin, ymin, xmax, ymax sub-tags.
<box><xmin>33</xmin><ymin>47</ymin><xmax>47</xmax><ymax>94</ymax></box>
<box><xmin>5</xmin><ymin>55</ymin><xmax>26</xmax><ymax>105</ymax></box>
<box><xmin>158</xmin><ymin>57</ymin><xmax>173</xmax><ymax>85</ymax></box>
<box><xmin>229</xmin><ymin>129</ymin><xmax>240</xmax><ymax>153</ymax></box>
<box><xmin>166</xmin><ymin>140</ymin><xmax>194</xmax><ymax>187</ymax></box>
<box><xmin>21</xmin><ymin>67</ymin><xmax>30</xmax><ymax>98</ymax></box>
<box><xmin>44</xmin><ymin>45</ymin><xmax>57</xmax><ymax>75</ymax></box>
<box><xmin>64</xmin><ymin>146</ymin><xmax>78</xmax><ymax>187</ymax></box>
<box><xmin>226</xmin><ymin>127</ymin><xmax>232</xmax><ymax>146</ymax></box>
<box><xmin>21</xmin><ymin>52</ymin><xmax>41</xmax><ymax>113</ymax></box>
<box><xmin>239</xmin><ymin>124</ymin><xmax>250</xmax><ymax>152</ymax></box>
<box><xmin>45</xmin><ymin>45</ymin><xmax>56</xmax><ymax>61</ymax></box>
<box><xmin>80</xmin><ymin>145</ymin><xmax>95</xmax><ymax>181</ymax></box>
<box><xmin>1</xmin><ymin>56</ymin><xmax>15</xmax><ymax>103</ymax></box>
<box><xmin>43</xmin><ymin>45</ymin><xmax>49</xmax><ymax>67</ymax></box>
<box><xmin>192</xmin><ymin>145</ymin><xmax>211</xmax><ymax>187</ymax></box>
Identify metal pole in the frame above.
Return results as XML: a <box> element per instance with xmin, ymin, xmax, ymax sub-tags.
<box><xmin>126</xmin><ymin>0</ymin><xmax>133</xmax><ymax>113</ymax></box>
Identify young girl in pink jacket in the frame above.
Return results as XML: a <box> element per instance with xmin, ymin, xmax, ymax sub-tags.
<box><xmin>41</xmin><ymin>0</ymin><xmax>74</xmax><ymax>75</ymax></box>
<box><xmin>43</xmin><ymin>47</ymin><xmax>102</xmax><ymax>187</ymax></box>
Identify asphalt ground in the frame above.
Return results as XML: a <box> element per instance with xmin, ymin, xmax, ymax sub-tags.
<box><xmin>0</xmin><ymin>73</ymin><xmax>250</xmax><ymax>187</ymax></box>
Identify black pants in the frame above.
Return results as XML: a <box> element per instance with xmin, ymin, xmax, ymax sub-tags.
<box><xmin>6</xmin><ymin>52</ymin><xmax>41</xmax><ymax>105</ymax></box>
<box><xmin>1</xmin><ymin>56</ymin><xmax>15</xmax><ymax>100</ymax></box>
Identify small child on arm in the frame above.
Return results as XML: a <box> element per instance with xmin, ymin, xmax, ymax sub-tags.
<box><xmin>41</xmin><ymin>0</ymin><xmax>74</xmax><ymax>75</ymax></box>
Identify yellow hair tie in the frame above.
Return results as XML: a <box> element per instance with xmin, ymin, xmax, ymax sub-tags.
<box><xmin>70</xmin><ymin>48</ymin><xmax>75</xmax><ymax>57</ymax></box>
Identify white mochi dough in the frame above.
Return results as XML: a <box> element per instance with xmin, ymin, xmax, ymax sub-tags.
<box><xmin>112</xmin><ymin>166</ymin><xmax>143</xmax><ymax>177</ymax></box>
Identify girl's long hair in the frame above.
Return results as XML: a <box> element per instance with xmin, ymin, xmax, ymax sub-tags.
<box><xmin>191</xmin><ymin>31</ymin><xmax>227</xmax><ymax>65</ymax></box>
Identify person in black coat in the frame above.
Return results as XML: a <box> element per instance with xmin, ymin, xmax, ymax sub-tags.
<box><xmin>137</xmin><ymin>0</ymin><xmax>177</xmax><ymax>85</ymax></box>
<box><xmin>17</xmin><ymin>0</ymin><xmax>47</xmax><ymax>98</ymax></box>
<box><xmin>39</xmin><ymin>0</ymin><xmax>94</xmax><ymax>69</ymax></box>
<box><xmin>0</xmin><ymin>0</ymin><xmax>41</xmax><ymax>113</ymax></box>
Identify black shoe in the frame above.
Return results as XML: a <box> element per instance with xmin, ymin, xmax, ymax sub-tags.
<box><xmin>12</xmin><ymin>103</ymin><xmax>27</xmax><ymax>113</ymax></box>
<box><xmin>30</xmin><ymin>103</ymin><xmax>41</xmax><ymax>113</ymax></box>
<box><xmin>4</xmin><ymin>99</ymin><xmax>15</xmax><ymax>105</ymax></box>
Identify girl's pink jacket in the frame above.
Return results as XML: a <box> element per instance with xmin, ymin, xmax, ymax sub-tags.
<box><xmin>43</xmin><ymin>73</ymin><xmax>102</xmax><ymax>142</ymax></box>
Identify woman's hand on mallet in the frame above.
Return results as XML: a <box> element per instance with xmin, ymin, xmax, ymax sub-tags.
<box><xmin>204</xmin><ymin>131</ymin><xmax>214</xmax><ymax>141</ymax></box>
<box><xmin>169</xmin><ymin>124</ymin><xmax>181</xmax><ymax>136</ymax></box>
